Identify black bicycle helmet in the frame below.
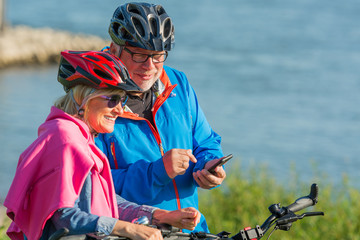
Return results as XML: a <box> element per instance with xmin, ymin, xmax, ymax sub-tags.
<box><xmin>109</xmin><ymin>2</ymin><xmax>175</xmax><ymax>51</ymax></box>
<box><xmin>58</xmin><ymin>50</ymin><xmax>142</xmax><ymax>92</ymax></box>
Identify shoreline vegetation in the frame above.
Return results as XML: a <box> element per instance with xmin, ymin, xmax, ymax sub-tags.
<box><xmin>1</xmin><ymin>165</ymin><xmax>359</xmax><ymax>239</ymax></box>
<box><xmin>200</xmin><ymin>165</ymin><xmax>360</xmax><ymax>239</ymax></box>
<box><xmin>0</xmin><ymin>25</ymin><xmax>110</xmax><ymax>69</ymax></box>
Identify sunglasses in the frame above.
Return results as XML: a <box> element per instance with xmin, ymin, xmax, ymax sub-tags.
<box><xmin>98</xmin><ymin>95</ymin><xmax>129</xmax><ymax>108</ymax></box>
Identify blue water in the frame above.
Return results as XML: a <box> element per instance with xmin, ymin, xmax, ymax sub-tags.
<box><xmin>1</xmin><ymin>0</ymin><xmax>360</xmax><ymax>201</ymax></box>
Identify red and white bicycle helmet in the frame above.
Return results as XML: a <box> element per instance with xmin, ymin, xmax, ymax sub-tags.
<box><xmin>58</xmin><ymin>50</ymin><xmax>142</xmax><ymax>92</ymax></box>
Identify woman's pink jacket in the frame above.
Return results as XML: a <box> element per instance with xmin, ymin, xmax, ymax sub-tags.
<box><xmin>4</xmin><ymin>107</ymin><xmax>119</xmax><ymax>240</ymax></box>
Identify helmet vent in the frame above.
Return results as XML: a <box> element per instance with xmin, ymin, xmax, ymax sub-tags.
<box><xmin>163</xmin><ymin>18</ymin><xmax>171</xmax><ymax>39</ymax></box>
<box><xmin>120</xmin><ymin>28</ymin><xmax>133</xmax><ymax>40</ymax></box>
<box><xmin>117</xmin><ymin>12</ymin><xmax>125</xmax><ymax>21</ymax></box>
<box><xmin>127</xmin><ymin>4</ymin><xmax>141</xmax><ymax>15</ymax></box>
<box><xmin>112</xmin><ymin>22</ymin><xmax>120</xmax><ymax>33</ymax></box>
<box><xmin>61</xmin><ymin>63</ymin><xmax>75</xmax><ymax>76</ymax></box>
<box><xmin>156</xmin><ymin>5</ymin><xmax>165</xmax><ymax>16</ymax></box>
<box><xmin>115</xmin><ymin>64</ymin><xmax>130</xmax><ymax>82</ymax></box>
<box><xmin>94</xmin><ymin>69</ymin><xmax>112</xmax><ymax>80</ymax></box>
<box><xmin>102</xmin><ymin>53</ymin><xmax>115</xmax><ymax>62</ymax></box>
<box><xmin>114</xmin><ymin>65</ymin><xmax>123</xmax><ymax>78</ymax></box>
<box><xmin>132</xmin><ymin>17</ymin><xmax>145</xmax><ymax>37</ymax></box>
<box><xmin>85</xmin><ymin>55</ymin><xmax>100</xmax><ymax>62</ymax></box>
<box><xmin>149</xmin><ymin>18</ymin><xmax>158</xmax><ymax>36</ymax></box>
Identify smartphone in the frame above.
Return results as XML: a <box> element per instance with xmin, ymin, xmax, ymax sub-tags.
<box><xmin>207</xmin><ymin>154</ymin><xmax>233</xmax><ymax>174</ymax></box>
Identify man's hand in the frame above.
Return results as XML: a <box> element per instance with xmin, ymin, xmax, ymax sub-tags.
<box><xmin>163</xmin><ymin>149</ymin><xmax>197</xmax><ymax>179</ymax></box>
<box><xmin>152</xmin><ymin>207</ymin><xmax>201</xmax><ymax>231</ymax></box>
<box><xmin>193</xmin><ymin>159</ymin><xmax>226</xmax><ymax>189</ymax></box>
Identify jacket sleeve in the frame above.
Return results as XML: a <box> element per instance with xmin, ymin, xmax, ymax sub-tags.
<box><xmin>50</xmin><ymin>207</ymin><xmax>117</xmax><ymax>236</ymax></box>
<box><xmin>116</xmin><ymin>194</ymin><xmax>157</xmax><ymax>223</ymax></box>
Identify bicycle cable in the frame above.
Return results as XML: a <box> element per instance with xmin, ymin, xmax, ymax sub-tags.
<box><xmin>266</xmin><ymin>226</ymin><xmax>277</xmax><ymax>240</ymax></box>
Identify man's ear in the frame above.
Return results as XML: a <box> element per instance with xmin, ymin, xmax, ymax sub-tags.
<box><xmin>110</xmin><ymin>42</ymin><xmax>122</xmax><ymax>58</ymax></box>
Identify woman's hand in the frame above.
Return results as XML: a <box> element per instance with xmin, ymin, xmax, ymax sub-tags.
<box><xmin>111</xmin><ymin>220</ymin><xmax>163</xmax><ymax>240</ymax></box>
<box><xmin>152</xmin><ymin>207</ymin><xmax>201</xmax><ymax>231</ymax></box>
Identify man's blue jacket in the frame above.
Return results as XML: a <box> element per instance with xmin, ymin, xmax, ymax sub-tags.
<box><xmin>95</xmin><ymin>65</ymin><xmax>223</xmax><ymax>233</ymax></box>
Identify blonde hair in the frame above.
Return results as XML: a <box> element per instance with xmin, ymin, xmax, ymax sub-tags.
<box><xmin>54</xmin><ymin>85</ymin><xmax>125</xmax><ymax>116</ymax></box>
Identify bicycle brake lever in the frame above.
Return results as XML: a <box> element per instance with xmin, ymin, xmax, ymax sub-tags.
<box><xmin>298</xmin><ymin>211</ymin><xmax>325</xmax><ymax>219</ymax></box>
<box><xmin>276</xmin><ymin>211</ymin><xmax>324</xmax><ymax>225</ymax></box>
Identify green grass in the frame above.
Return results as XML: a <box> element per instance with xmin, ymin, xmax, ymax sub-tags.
<box><xmin>1</xmin><ymin>162</ymin><xmax>359</xmax><ymax>240</ymax></box>
<box><xmin>199</xmin><ymin>162</ymin><xmax>360</xmax><ymax>240</ymax></box>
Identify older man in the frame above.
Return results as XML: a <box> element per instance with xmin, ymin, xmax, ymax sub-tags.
<box><xmin>96</xmin><ymin>2</ymin><xmax>226</xmax><ymax>233</ymax></box>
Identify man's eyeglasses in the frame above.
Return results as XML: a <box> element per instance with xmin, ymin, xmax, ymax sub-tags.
<box><xmin>98</xmin><ymin>95</ymin><xmax>128</xmax><ymax>108</ymax></box>
<box><xmin>123</xmin><ymin>47</ymin><xmax>168</xmax><ymax>63</ymax></box>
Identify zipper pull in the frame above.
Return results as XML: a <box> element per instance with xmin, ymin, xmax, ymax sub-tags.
<box><xmin>159</xmin><ymin>143</ymin><xmax>164</xmax><ymax>155</ymax></box>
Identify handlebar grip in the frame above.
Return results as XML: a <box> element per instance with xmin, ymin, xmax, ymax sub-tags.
<box><xmin>286</xmin><ymin>183</ymin><xmax>318</xmax><ymax>213</ymax></box>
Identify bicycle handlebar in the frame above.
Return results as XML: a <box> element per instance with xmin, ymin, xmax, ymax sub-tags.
<box><xmin>260</xmin><ymin>183</ymin><xmax>320</xmax><ymax>231</ymax></box>
<box><xmin>233</xmin><ymin>183</ymin><xmax>324</xmax><ymax>240</ymax></box>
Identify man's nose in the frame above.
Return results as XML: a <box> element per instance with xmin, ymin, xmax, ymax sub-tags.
<box><xmin>141</xmin><ymin>56</ymin><xmax>155</xmax><ymax>68</ymax></box>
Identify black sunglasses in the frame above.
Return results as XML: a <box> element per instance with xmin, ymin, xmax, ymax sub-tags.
<box><xmin>98</xmin><ymin>95</ymin><xmax>128</xmax><ymax>108</ymax></box>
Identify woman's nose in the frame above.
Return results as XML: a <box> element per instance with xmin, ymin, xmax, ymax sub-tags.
<box><xmin>113</xmin><ymin>103</ymin><xmax>124</xmax><ymax>116</ymax></box>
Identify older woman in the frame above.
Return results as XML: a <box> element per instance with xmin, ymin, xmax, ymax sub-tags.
<box><xmin>4</xmin><ymin>51</ymin><xmax>200</xmax><ymax>240</ymax></box>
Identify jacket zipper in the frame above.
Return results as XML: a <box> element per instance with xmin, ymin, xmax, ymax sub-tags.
<box><xmin>110</xmin><ymin>84</ymin><xmax>182</xmax><ymax>210</ymax></box>
<box><xmin>152</xmin><ymin>85</ymin><xmax>182</xmax><ymax>210</ymax></box>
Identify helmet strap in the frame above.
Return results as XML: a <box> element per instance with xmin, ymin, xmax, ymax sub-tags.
<box><xmin>117</xmin><ymin>44</ymin><xmax>125</xmax><ymax>58</ymax></box>
<box><xmin>69</xmin><ymin>88</ymin><xmax>99</xmax><ymax>137</ymax></box>
<box><xmin>70</xmin><ymin>88</ymin><xmax>96</xmax><ymax>117</ymax></box>
<box><xmin>69</xmin><ymin>89</ymin><xmax>81</xmax><ymax>111</ymax></box>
